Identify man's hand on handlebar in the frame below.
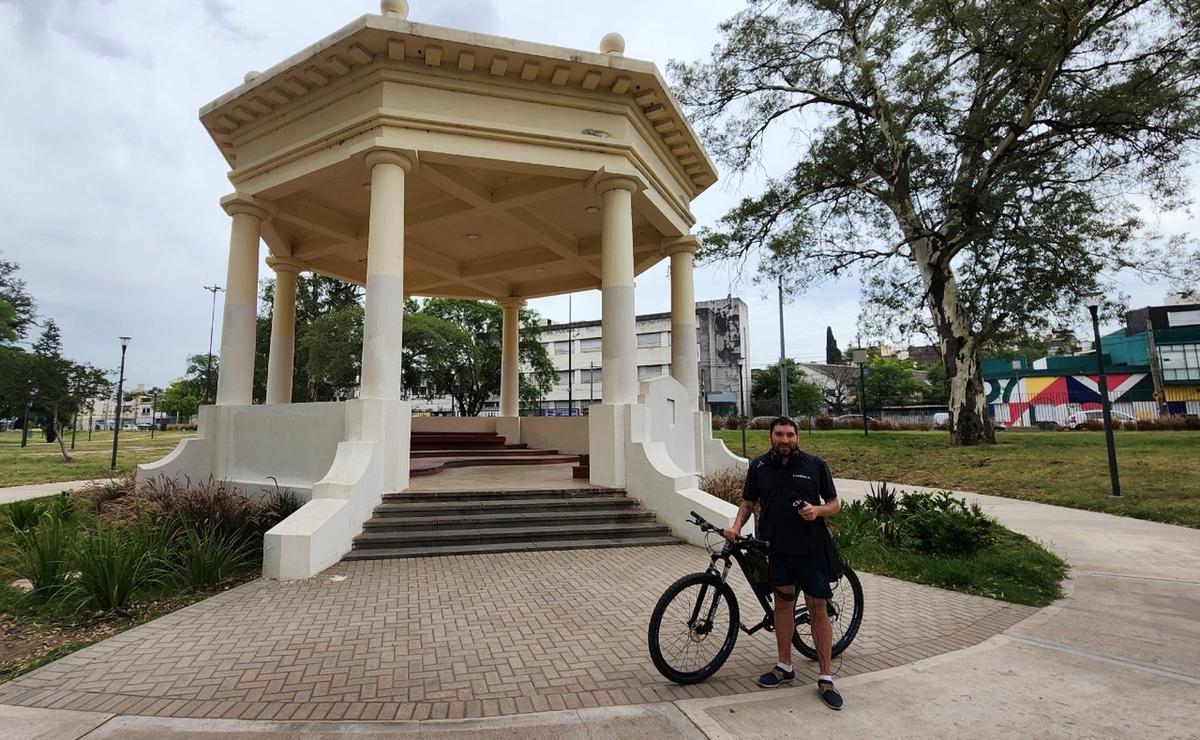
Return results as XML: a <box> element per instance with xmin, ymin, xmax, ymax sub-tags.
<box><xmin>722</xmin><ymin>527</ymin><xmax>741</xmax><ymax>542</ymax></box>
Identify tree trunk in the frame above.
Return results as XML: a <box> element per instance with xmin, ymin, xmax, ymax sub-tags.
<box><xmin>914</xmin><ymin>245</ymin><xmax>996</xmax><ymax>446</ymax></box>
<box><xmin>53</xmin><ymin>402</ymin><xmax>72</xmax><ymax>461</ymax></box>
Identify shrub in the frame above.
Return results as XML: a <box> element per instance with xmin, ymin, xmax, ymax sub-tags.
<box><xmin>814</xmin><ymin>415</ymin><xmax>834</xmax><ymax>430</ymax></box>
<box><xmin>900</xmin><ymin>490</ymin><xmax>996</xmax><ymax>556</ymax></box>
<box><xmin>722</xmin><ymin>415</ymin><xmax>742</xmax><ymax>430</ymax></box>
<box><xmin>69</xmin><ymin>523</ymin><xmax>161</xmax><ymax>612</ymax></box>
<box><xmin>47</xmin><ymin>492</ymin><xmax>75</xmax><ymax>522</ymax></box>
<box><xmin>5</xmin><ymin>499</ymin><xmax>45</xmax><ymax>531</ymax></box>
<box><xmin>76</xmin><ymin>474</ymin><xmax>135</xmax><ymax>514</ymax></box>
<box><xmin>1185</xmin><ymin>416</ymin><xmax>1200</xmax><ymax>431</ymax></box>
<box><xmin>1121</xmin><ymin>420</ymin><xmax>1139</xmax><ymax>431</ymax></box>
<box><xmin>174</xmin><ymin>527</ymin><xmax>255</xmax><ymax>590</ymax></box>
<box><xmin>699</xmin><ymin>466</ymin><xmax>747</xmax><ymax>506</ymax></box>
<box><xmin>257</xmin><ymin>486</ymin><xmax>304</xmax><ymax>534</ymax></box>
<box><xmin>865</xmin><ymin>481</ymin><xmax>904</xmax><ymax>546</ymax></box>
<box><xmin>165</xmin><ymin>423</ymin><xmax>198</xmax><ymax>431</ymax></box>
<box><xmin>748</xmin><ymin>416</ymin><xmax>779</xmax><ymax>430</ymax></box>
<box><xmin>1082</xmin><ymin>419</ymin><xmax>1104</xmax><ymax>431</ymax></box>
<box><xmin>829</xmin><ymin>499</ymin><xmax>877</xmax><ymax>551</ymax></box>
<box><xmin>7</xmin><ymin>513</ymin><xmax>72</xmax><ymax>601</ymax></box>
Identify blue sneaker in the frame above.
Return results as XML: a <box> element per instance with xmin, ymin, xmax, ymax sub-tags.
<box><xmin>818</xmin><ymin>679</ymin><xmax>843</xmax><ymax>710</ymax></box>
<box><xmin>757</xmin><ymin>665</ymin><xmax>795</xmax><ymax>688</ymax></box>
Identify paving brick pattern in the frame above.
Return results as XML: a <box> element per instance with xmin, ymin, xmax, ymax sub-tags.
<box><xmin>0</xmin><ymin>545</ymin><xmax>1034</xmax><ymax>721</ymax></box>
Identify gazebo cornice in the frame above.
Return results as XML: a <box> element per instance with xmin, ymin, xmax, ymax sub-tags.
<box><xmin>199</xmin><ymin>13</ymin><xmax>717</xmax><ymax>196</ymax></box>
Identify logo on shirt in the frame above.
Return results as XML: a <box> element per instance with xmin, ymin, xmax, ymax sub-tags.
<box><xmin>792</xmin><ymin>473</ymin><xmax>812</xmax><ymax>480</ymax></box>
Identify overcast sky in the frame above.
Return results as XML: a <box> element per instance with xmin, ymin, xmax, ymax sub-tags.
<box><xmin>0</xmin><ymin>0</ymin><xmax>1190</xmax><ymax>390</ymax></box>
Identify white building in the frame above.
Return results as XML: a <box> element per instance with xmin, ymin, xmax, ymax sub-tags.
<box><xmin>531</xmin><ymin>297</ymin><xmax>751</xmax><ymax>416</ymax></box>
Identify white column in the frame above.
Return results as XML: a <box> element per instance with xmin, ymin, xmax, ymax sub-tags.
<box><xmin>498</xmin><ymin>297</ymin><xmax>525</xmax><ymax>417</ymax></box>
<box><xmin>265</xmin><ymin>257</ymin><xmax>302</xmax><ymax>405</ymax></box>
<box><xmin>216</xmin><ymin>197</ymin><xmax>266</xmax><ymax>406</ymax></box>
<box><xmin>596</xmin><ymin>175</ymin><xmax>640</xmax><ymax>405</ymax></box>
<box><xmin>360</xmin><ymin>149</ymin><xmax>413</xmax><ymax>401</ymax></box>
<box><xmin>664</xmin><ymin>236</ymin><xmax>701</xmax><ymax>405</ymax></box>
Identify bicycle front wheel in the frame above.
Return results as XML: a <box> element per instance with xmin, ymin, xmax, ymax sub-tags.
<box><xmin>792</xmin><ymin>564</ymin><xmax>864</xmax><ymax>661</ymax></box>
<box><xmin>647</xmin><ymin>572</ymin><xmax>740</xmax><ymax>684</ymax></box>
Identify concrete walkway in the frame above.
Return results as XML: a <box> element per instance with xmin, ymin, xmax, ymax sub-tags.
<box><xmin>0</xmin><ymin>479</ymin><xmax>112</xmax><ymax>506</ymax></box>
<box><xmin>1</xmin><ymin>476</ymin><xmax>1197</xmax><ymax>738</ymax></box>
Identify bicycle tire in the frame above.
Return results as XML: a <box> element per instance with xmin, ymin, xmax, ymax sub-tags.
<box><xmin>792</xmin><ymin>564</ymin><xmax>864</xmax><ymax>661</ymax></box>
<box><xmin>647</xmin><ymin>572</ymin><xmax>740</xmax><ymax>684</ymax></box>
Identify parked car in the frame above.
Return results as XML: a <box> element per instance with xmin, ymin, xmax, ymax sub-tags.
<box><xmin>122</xmin><ymin>423</ymin><xmax>137</xmax><ymax>431</ymax></box>
<box><xmin>1064</xmin><ymin>409</ymin><xmax>1135</xmax><ymax>430</ymax></box>
<box><xmin>833</xmin><ymin>414</ymin><xmax>879</xmax><ymax>423</ymax></box>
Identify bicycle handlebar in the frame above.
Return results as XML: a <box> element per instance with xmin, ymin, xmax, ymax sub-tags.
<box><xmin>687</xmin><ymin>511</ymin><xmax>769</xmax><ymax>550</ymax></box>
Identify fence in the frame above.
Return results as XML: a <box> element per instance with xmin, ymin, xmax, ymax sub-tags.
<box><xmin>878</xmin><ymin>391</ymin><xmax>1200</xmax><ymax>429</ymax></box>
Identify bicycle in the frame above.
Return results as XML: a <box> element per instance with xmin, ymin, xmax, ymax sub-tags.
<box><xmin>647</xmin><ymin>511</ymin><xmax>864</xmax><ymax>685</ymax></box>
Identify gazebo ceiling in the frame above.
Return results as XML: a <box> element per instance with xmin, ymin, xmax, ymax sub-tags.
<box><xmin>200</xmin><ymin>7</ymin><xmax>716</xmax><ymax>300</ymax></box>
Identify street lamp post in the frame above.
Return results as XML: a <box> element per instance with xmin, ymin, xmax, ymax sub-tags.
<box><xmin>778</xmin><ymin>274</ymin><xmax>788</xmax><ymax>418</ymax></box>
<box><xmin>150</xmin><ymin>388</ymin><xmax>158</xmax><ymax>439</ymax></box>
<box><xmin>738</xmin><ymin>358</ymin><xmax>748</xmax><ymax>457</ymax></box>
<box><xmin>1084</xmin><ymin>295</ymin><xmax>1121</xmax><ymax>498</ymax></box>
<box><xmin>110</xmin><ymin>337</ymin><xmax>130</xmax><ymax>471</ymax></box>
<box><xmin>20</xmin><ymin>398</ymin><xmax>32</xmax><ymax>448</ymax></box>
<box><xmin>203</xmin><ymin>285</ymin><xmax>223</xmax><ymax>405</ymax></box>
<box><xmin>853</xmin><ymin>348</ymin><xmax>868</xmax><ymax>436</ymax></box>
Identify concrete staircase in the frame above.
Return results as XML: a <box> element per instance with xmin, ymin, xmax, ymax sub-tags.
<box><xmin>343</xmin><ymin>487</ymin><xmax>681</xmax><ymax>559</ymax></box>
<box><xmin>409</xmin><ymin>431</ymin><xmax>581</xmax><ymax>476</ymax></box>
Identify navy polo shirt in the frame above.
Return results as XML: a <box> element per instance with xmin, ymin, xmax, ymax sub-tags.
<box><xmin>742</xmin><ymin>450</ymin><xmax>837</xmax><ymax>556</ymax></box>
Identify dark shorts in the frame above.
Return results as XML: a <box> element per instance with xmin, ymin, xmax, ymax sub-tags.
<box><xmin>768</xmin><ymin>554</ymin><xmax>833</xmax><ymax>599</ymax></box>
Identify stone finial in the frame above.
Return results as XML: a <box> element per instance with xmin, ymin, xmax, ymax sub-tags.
<box><xmin>599</xmin><ymin>32</ymin><xmax>625</xmax><ymax>56</ymax></box>
<box><xmin>381</xmin><ymin>0</ymin><xmax>410</xmax><ymax>18</ymax></box>
<box><xmin>244</xmin><ymin>70</ymin><xmax>260</xmax><ymax>83</ymax></box>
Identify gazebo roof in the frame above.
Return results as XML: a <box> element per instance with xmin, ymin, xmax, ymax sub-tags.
<box><xmin>198</xmin><ymin>7</ymin><xmax>717</xmax><ymax>300</ymax></box>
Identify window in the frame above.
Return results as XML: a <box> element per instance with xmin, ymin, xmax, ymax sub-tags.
<box><xmin>1161</xmin><ymin>343</ymin><xmax>1200</xmax><ymax>381</ymax></box>
<box><xmin>553</xmin><ymin>341</ymin><xmax>571</xmax><ymax>355</ymax></box>
<box><xmin>638</xmin><ymin>365</ymin><xmax>663</xmax><ymax>380</ymax></box>
<box><xmin>557</xmin><ymin>370</ymin><xmax>573</xmax><ymax>385</ymax></box>
<box><xmin>582</xmin><ymin>368</ymin><xmax>602</xmax><ymax>383</ymax></box>
<box><xmin>637</xmin><ymin>332</ymin><xmax>662</xmax><ymax>348</ymax></box>
<box><xmin>580</xmin><ymin>337</ymin><xmax>601</xmax><ymax>353</ymax></box>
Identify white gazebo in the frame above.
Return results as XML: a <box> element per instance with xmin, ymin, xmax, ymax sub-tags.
<box><xmin>140</xmin><ymin>1</ymin><xmax>745</xmax><ymax>579</ymax></box>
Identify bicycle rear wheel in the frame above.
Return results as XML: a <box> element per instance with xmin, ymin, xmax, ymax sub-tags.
<box><xmin>792</xmin><ymin>564</ymin><xmax>863</xmax><ymax>661</ymax></box>
<box><xmin>647</xmin><ymin>572</ymin><xmax>740</xmax><ymax>684</ymax></box>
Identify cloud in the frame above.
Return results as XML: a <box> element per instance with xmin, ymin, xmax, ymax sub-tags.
<box><xmin>419</xmin><ymin>0</ymin><xmax>500</xmax><ymax>33</ymax></box>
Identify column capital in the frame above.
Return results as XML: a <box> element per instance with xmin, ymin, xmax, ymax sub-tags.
<box><xmin>220</xmin><ymin>194</ymin><xmax>268</xmax><ymax>220</ymax></box>
<box><xmin>496</xmin><ymin>297</ymin><xmax>527</xmax><ymax>309</ymax></box>
<box><xmin>365</xmin><ymin>148</ymin><xmax>415</xmax><ymax>172</ymax></box>
<box><xmin>266</xmin><ymin>256</ymin><xmax>305</xmax><ymax>275</ymax></box>
<box><xmin>661</xmin><ymin>235</ymin><xmax>700</xmax><ymax>257</ymax></box>
<box><xmin>593</xmin><ymin>174</ymin><xmax>641</xmax><ymax>196</ymax></box>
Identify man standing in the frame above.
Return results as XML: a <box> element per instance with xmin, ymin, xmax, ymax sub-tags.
<box><xmin>725</xmin><ymin>416</ymin><xmax>843</xmax><ymax>710</ymax></box>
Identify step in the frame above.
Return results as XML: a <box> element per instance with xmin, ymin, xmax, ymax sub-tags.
<box><xmin>362</xmin><ymin>509</ymin><xmax>657</xmax><ymax>531</ymax></box>
<box><xmin>383</xmin><ymin>488</ymin><xmax>618</xmax><ymax>502</ymax></box>
<box><xmin>410</xmin><ymin>447</ymin><xmax>547</xmax><ymax>458</ymax></box>
<box><xmin>352</xmin><ymin>521</ymin><xmax>671</xmax><ymax>548</ymax></box>
<box><xmin>372</xmin><ymin>495</ymin><xmax>638</xmax><ymax>516</ymax></box>
<box><xmin>572</xmin><ymin>465</ymin><xmax>589</xmax><ymax>480</ymax></box>
<box><xmin>343</xmin><ymin>535</ymin><xmax>682</xmax><ymax>560</ymax></box>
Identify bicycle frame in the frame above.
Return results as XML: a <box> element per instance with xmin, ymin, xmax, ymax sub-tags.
<box><xmin>704</xmin><ymin>541</ymin><xmax>786</xmax><ymax>637</ymax></box>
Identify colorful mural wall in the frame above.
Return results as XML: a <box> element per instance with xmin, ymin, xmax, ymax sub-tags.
<box><xmin>985</xmin><ymin>373</ymin><xmax>1167</xmax><ymax>425</ymax></box>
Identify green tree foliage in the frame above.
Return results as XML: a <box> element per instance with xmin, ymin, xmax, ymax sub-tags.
<box><xmin>825</xmin><ymin>327</ymin><xmax>843</xmax><ymax>365</ymax></box>
<box><xmin>860</xmin><ymin>357</ymin><xmax>926</xmax><ymax>409</ymax></box>
<box><xmin>750</xmin><ymin>359</ymin><xmax>825</xmax><ymax>415</ymax></box>
<box><xmin>298</xmin><ymin>305</ymin><xmax>364</xmax><ymax>401</ymax></box>
<box><xmin>418</xmin><ymin>299</ymin><xmax>557</xmax><ymax>416</ymax></box>
<box><xmin>921</xmin><ymin>362</ymin><xmax>949</xmax><ymax>404</ymax></box>
<box><xmin>161</xmin><ymin>355</ymin><xmax>217</xmax><ymax>420</ymax></box>
<box><xmin>673</xmin><ymin>0</ymin><xmax>1200</xmax><ymax>445</ymax></box>
<box><xmin>0</xmin><ymin>252</ymin><xmax>36</xmax><ymax>341</ymax></box>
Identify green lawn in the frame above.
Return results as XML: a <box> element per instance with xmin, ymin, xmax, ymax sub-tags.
<box><xmin>715</xmin><ymin>429</ymin><xmax>1200</xmax><ymax>528</ymax></box>
<box><xmin>0</xmin><ymin>430</ymin><xmax>190</xmax><ymax>487</ymax></box>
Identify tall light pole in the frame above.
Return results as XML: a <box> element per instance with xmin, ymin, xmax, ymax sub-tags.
<box><xmin>150</xmin><ymin>387</ymin><xmax>158</xmax><ymax>439</ymax></box>
<box><xmin>1084</xmin><ymin>294</ymin><xmax>1121</xmax><ymax>498</ymax></box>
<box><xmin>853</xmin><ymin>348</ymin><xmax>868</xmax><ymax>437</ymax></box>
<box><xmin>738</xmin><ymin>357</ymin><xmax>748</xmax><ymax>457</ymax></box>
<box><xmin>110</xmin><ymin>337</ymin><xmax>130</xmax><ymax>471</ymax></box>
<box><xmin>567</xmin><ymin>293</ymin><xmax>574</xmax><ymax>415</ymax></box>
<box><xmin>20</xmin><ymin>398</ymin><xmax>32</xmax><ymax>448</ymax></box>
<box><xmin>778</xmin><ymin>274</ymin><xmax>788</xmax><ymax>417</ymax></box>
<box><xmin>203</xmin><ymin>285</ymin><xmax>224</xmax><ymax>405</ymax></box>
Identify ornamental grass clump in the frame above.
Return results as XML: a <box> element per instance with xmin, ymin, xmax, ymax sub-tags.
<box><xmin>899</xmin><ymin>490</ymin><xmax>997</xmax><ymax>557</ymax></box>
<box><xmin>173</xmin><ymin>527</ymin><xmax>255</xmax><ymax>590</ymax></box>
<box><xmin>68</xmin><ymin>522</ymin><xmax>162</xmax><ymax>612</ymax></box>
<box><xmin>7</xmin><ymin>512</ymin><xmax>72</xmax><ymax>602</ymax></box>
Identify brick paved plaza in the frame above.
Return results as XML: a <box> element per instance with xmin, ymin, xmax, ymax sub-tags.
<box><xmin>0</xmin><ymin>544</ymin><xmax>1033</xmax><ymax>722</ymax></box>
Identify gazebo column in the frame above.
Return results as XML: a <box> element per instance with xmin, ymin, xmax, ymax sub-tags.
<box><xmin>597</xmin><ymin>176</ymin><xmax>640</xmax><ymax>405</ymax></box>
<box><xmin>498</xmin><ymin>298</ymin><xmax>525</xmax><ymax>417</ymax></box>
<box><xmin>265</xmin><ymin>257</ymin><xmax>302</xmax><ymax>405</ymax></box>
<box><xmin>360</xmin><ymin>150</ymin><xmax>413</xmax><ymax>400</ymax></box>
<box><xmin>664</xmin><ymin>236</ymin><xmax>701</xmax><ymax>405</ymax></box>
<box><xmin>216</xmin><ymin>197</ymin><xmax>267</xmax><ymax>406</ymax></box>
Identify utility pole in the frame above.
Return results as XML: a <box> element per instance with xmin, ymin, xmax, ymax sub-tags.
<box><xmin>738</xmin><ymin>357</ymin><xmax>748</xmax><ymax>457</ymax></box>
<box><xmin>589</xmin><ymin>361</ymin><xmax>595</xmax><ymax>411</ymax></box>
<box><xmin>778</xmin><ymin>274</ymin><xmax>788</xmax><ymax>417</ymax></box>
<box><xmin>110</xmin><ymin>337</ymin><xmax>130</xmax><ymax>471</ymax></box>
<box><xmin>203</xmin><ymin>285</ymin><xmax>224</xmax><ymax>405</ymax></box>
<box><xmin>1085</xmin><ymin>298</ymin><xmax>1121</xmax><ymax>498</ymax></box>
<box><xmin>150</xmin><ymin>388</ymin><xmax>158</xmax><ymax>439</ymax></box>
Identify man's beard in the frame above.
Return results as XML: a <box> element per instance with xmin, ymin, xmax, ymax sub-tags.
<box><xmin>773</xmin><ymin>443</ymin><xmax>794</xmax><ymax>456</ymax></box>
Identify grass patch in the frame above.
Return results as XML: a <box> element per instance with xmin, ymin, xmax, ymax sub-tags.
<box><xmin>0</xmin><ymin>430</ymin><xmax>191</xmax><ymax>487</ymax></box>
<box><xmin>839</xmin><ymin>528</ymin><xmax>1066</xmax><ymax>606</ymax></box>
<box><xmin>715</xmin><ymin>429</ymin><xmax>1200</xmax><ymax>528</ymax></box>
